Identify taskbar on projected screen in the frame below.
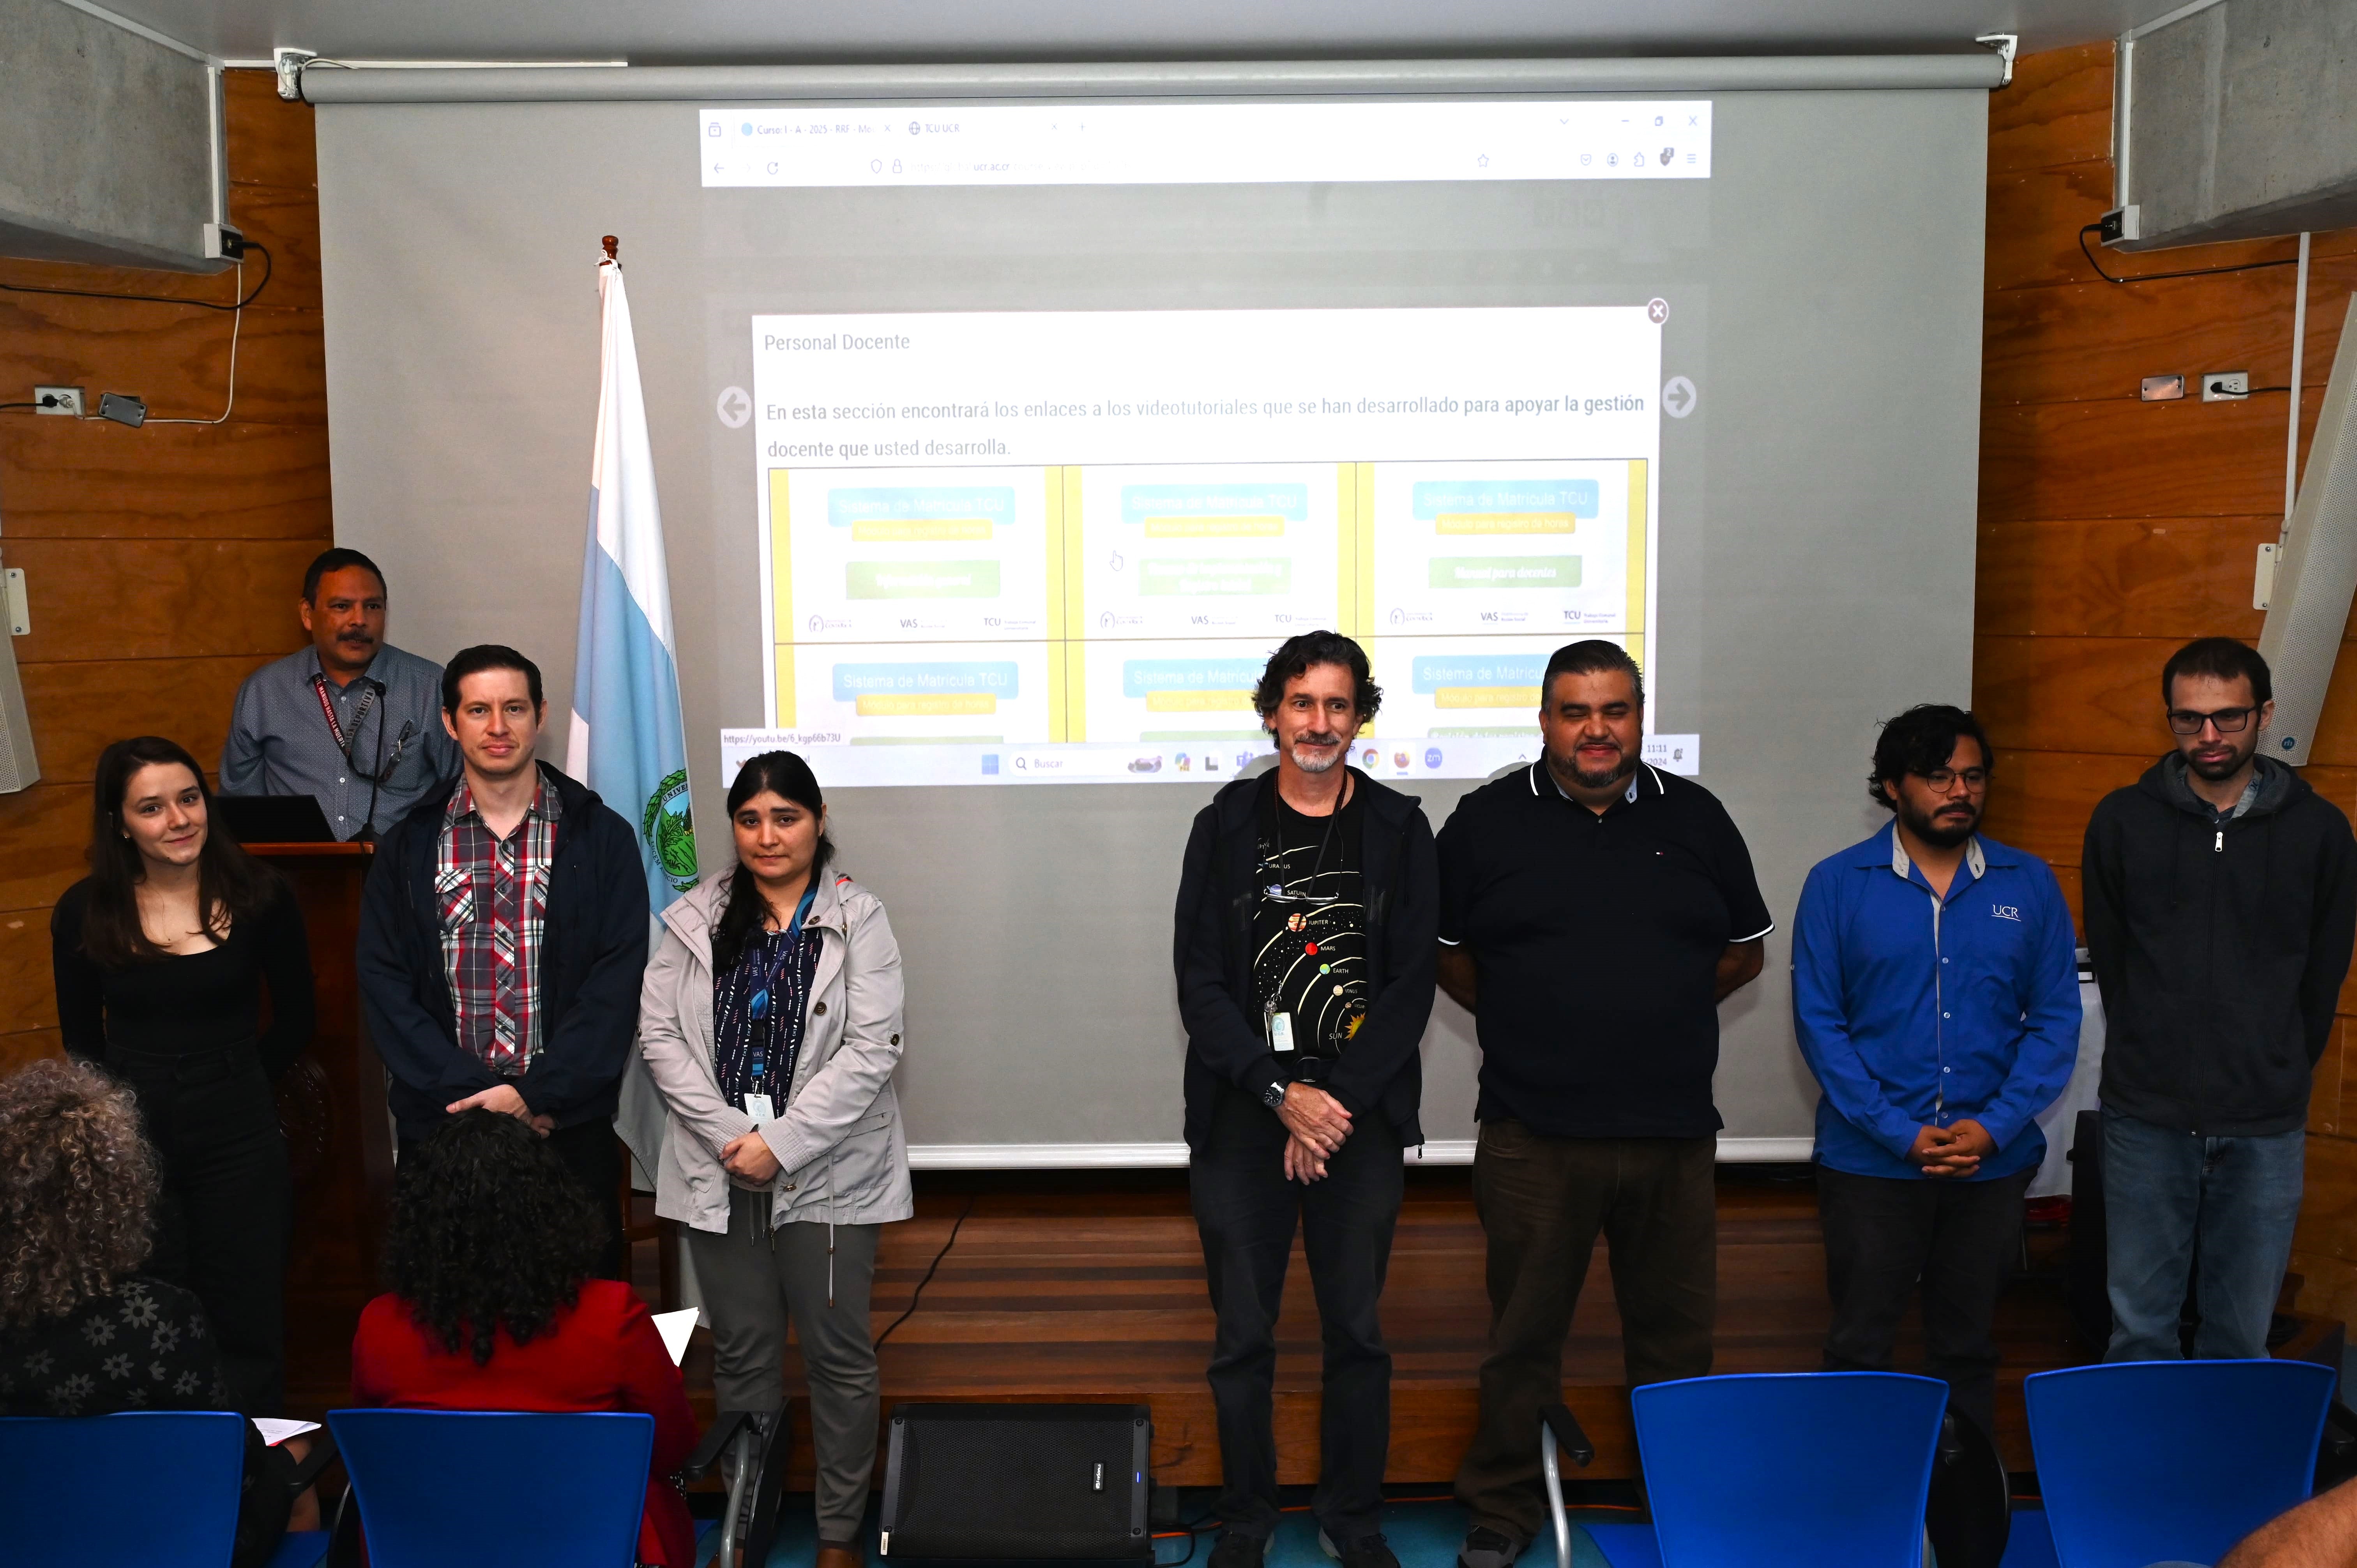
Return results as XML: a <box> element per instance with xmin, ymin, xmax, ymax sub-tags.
<box><xmin>715</xmin><ymin>732</ymin><xmax>1710</xmax><ymax>788</ymax></box>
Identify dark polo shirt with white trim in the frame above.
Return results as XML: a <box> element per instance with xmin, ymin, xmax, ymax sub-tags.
<box><xmin>1436</xmin><ymin>760</ymin><xmax>1772</xmax><ymax>1139</ymax></box>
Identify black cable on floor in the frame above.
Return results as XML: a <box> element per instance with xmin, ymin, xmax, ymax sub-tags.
<box><xmin>871</xmin><ymin>1191</ymin><xmax>977</xmax><ymax>1347</ymax></box>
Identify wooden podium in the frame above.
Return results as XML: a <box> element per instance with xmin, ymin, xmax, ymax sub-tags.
<box><xmin>248</xmin><ymin>842</ymin><xmax>396</xmax><ymax>1416</ymax></box>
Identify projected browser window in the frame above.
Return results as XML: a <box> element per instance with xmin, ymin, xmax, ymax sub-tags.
<box><xmin>724</xmin><ymin>305</ymin><xmax>1671</xmax><ymax>787</ymax></box>
<box><xmin>700</xmin><ymin>101</ymin><xmax>1712</xmax><ymax>187</ymax></box>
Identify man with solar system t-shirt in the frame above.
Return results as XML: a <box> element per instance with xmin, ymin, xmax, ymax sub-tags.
<box><xmin>1174</xmin><ymin>631</ymin><xmax>1439</xmax><ymax>1568</ymax></box>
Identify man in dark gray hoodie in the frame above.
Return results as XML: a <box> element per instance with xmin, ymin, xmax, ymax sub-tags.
<box><xmin>2083</xmin><ymin>637</ymin><xmax>2357</xmax><ymax>1360</ymax></box>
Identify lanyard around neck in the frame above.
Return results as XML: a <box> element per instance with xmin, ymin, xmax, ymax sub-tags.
<box><xmin>311</xmin><ymin>672</ymin><xmax>378</xmax><ymax>762</ymax></box>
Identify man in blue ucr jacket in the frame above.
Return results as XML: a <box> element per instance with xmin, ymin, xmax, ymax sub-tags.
<box><xmin>1792</xmin><ymin>703</ymin><xmax>2080</xmax><ymax>1438</ymax></box>
<box><xmin>358</xmin><ymin>643</ymin><xmax>650</xmax><ymax>1278</ymax></box>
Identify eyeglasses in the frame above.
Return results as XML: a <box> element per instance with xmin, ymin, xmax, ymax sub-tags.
<box><xmin>2167</xmin><ymin>706</ymin><xmax>2258</xmax><ymax>736</ymax></box>
<box><xmin>1919</xmin><ymin>768</ymin><xmax>1989</xmax><ymax>794</ymax></box>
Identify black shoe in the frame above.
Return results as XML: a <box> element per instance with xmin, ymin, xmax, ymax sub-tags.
<box><xmin>1209</xmin><ymin>1532</ymin><xmax>1268</xmax><ymax>1568</ymax></box>
<box><xmin>1456</xmin><ymin>1526</ymin><xmax>1523</xmax><ymax>1568</ymax></box>
<box><xmin>1319</xmin><ymin>1530</ymin><xmax>1401</xmax><ymax>1568</ymax></box>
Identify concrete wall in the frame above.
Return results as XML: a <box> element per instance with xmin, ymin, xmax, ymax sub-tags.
<box><xmin>2125</xmin><ymin>0</ymin><xmax>2357</xmax><ymax>248</ymax></box>
<box><xmin>0</xmin><ymin>0</ymin><xmax>217</xmax><ymax>270</ymax></box>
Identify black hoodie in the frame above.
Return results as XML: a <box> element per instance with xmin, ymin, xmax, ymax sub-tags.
<box><xmin>2082</xmin><ymin>753</ymin><xmax>2357</xmax><ymax>1136</ymax></box>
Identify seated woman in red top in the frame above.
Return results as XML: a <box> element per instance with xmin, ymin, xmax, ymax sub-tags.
<box><xmin>351</xmin><ymin>1110</ymin><xmax>698</xmax><ymax>1567</ymax></box>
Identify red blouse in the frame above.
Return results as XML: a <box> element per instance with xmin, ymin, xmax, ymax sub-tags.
<box><xmin>351</xmin><ymin>1280</ymin><xmax>698</xmax><ymax>1567</ymax></box>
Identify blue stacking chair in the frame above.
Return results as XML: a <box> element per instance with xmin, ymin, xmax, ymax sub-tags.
<box><xmin>327</xmin><ymin>1408</ymin><xmax>657</xmax><ymax>1568</ymax></box>
<box><xmin>1581</xmin><ymin>1372</ymin><xmax>1951</xmax><ymax>1568</ymax></box>
<box><xmin>0</xmin><ymin>1409</ymin><xmax>330</xmax><ymax>1566</ymax></box>
<box><xmin>2017</xmin><ymin>1359</ymin><xmax>2335</xmax><ymax>1568</ymax></box>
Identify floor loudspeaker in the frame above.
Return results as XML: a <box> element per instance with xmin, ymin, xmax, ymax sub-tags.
<box><xmin>879</xmin><ymin>1403</ymin><xmax>1152</xmax><ymax>1560</ymax></box>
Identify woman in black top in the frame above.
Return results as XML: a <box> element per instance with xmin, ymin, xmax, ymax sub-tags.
<box><xmin>0</xmin><ymin>1058</ymin><xmax>321</xmax><ymax>1561</ymax></box>
<box><xmin>49</xmin><ymin>736</ymin><xmax>315</xmax><ymax>1414</ymax></box>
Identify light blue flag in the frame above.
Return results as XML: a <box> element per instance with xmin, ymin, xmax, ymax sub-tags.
<box><xmin>567</xmin><ymin>252</ymin><xmax>695</xmax><ymax>914</ymax></box>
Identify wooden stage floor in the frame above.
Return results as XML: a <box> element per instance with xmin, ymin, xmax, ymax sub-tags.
<box><xmin>649</xmin><ymin>1165</ymin><xmax>2118</xmax><ymax>1487</ymax></box>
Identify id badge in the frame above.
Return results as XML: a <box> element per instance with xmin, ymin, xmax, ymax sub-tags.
<box><xmin>1267</xmin><ymin>1006</ymin><xmax>1297</xmax><ymax>1054</ymax></box>
<box><xmin>743</xmin><ymin>1092</ymin><xmax>775</xmax><ymax>1123</ymax></box>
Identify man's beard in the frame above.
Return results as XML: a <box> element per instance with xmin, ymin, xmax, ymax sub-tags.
<box><xmin>2187</xmin><ymin>738</ymin><xmax>2257</xmax><ymax>782</ymax></box>
<box><xmin>1288</xmin><ymin>732</ymin><xmax>1345</xmax><ymax>774</ymax></box>
<box><xmin>1550</xmin><ymin>740</ymin><xmax>1635</xmax><ymax>792</ymax></box>
<box><xmin>1899</xmin><ymin>796</ymin><xmax>1979</xmax><ymax>849</ymax></box>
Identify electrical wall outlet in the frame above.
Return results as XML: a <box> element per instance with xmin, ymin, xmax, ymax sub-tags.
<box><xmin>2204</xmin><ymin>371</ymin><xmax>2251</xmax><ymax>401</ymax></box>
<box><xmin>32</xmin><ymin>387</ymin><xmax>82</xmax><ymax>417</ymax></box>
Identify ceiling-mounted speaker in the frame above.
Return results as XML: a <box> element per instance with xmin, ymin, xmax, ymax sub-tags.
<box><xmin>0</xmin><ymin>551</ymin><xmax>39</xmax><ymax>794</ymax></box>
<box><xmin>2258</xmin><ymin>295</ymin><xmax>2357</xmax><ymax>766</ymax></box>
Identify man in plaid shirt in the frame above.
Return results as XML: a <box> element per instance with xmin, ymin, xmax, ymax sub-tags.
<box><xmin>359</xmin><ymin>644</ymin><xmax>650</xmax><ymax>1276</ymax></box>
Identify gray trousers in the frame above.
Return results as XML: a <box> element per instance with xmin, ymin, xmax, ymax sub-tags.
<box><xmin>686</xmin><ymin>1188</ymin><xmax>883</xmax><ymax>1543</ymax></box>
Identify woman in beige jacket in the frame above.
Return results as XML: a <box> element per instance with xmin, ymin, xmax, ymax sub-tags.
<box><xmin>636</xmin><ymin>750</ymin><xmax>910</xmax><ymax>1568</ymax></box>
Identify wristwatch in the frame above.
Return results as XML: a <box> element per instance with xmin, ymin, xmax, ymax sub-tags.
<box><xmin>1262</xmin><ymin>1080</ymin><xmax>1290</xmax><ymax>1111</ymax></box>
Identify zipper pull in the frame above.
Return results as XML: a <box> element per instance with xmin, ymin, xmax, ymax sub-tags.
<box><xmin>2215</xmin><ymin>829</ymin><xmax>2225</xmax><ymax>853</ymax></box>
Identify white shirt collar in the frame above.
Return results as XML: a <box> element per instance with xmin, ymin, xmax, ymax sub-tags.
<box><xmin>1889</xmin><ymin>825</ymin><xmax>1985</xmax><ymax>884</ymax></box>
<box><xmin>1531</xmin><ymin>759</ymin><xmax>1654</xmax><ymax>805</ymax></box>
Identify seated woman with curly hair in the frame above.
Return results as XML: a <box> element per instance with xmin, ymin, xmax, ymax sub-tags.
<box><xmin>352</xmin><ymin>1109</ymin><xmax>697</xmax><ymax>1566</ymax></box>
<box><xmin>0</xmin><ymin>1058</ymin><xmax>319</xmax><ymax>1561</ymax></box>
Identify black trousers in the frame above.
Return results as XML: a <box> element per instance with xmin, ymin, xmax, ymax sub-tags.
<box><xmin>1453</xmin><ymin>1125</ymin><xmax>1717</xmax><ymax>1545</ymax></box>
<box><xmin>112</xmin><ymin>1042</ymin><xmax>291</xmax><ymax>1416</ymax></box>
<box><xmin>399</xmin><ymin>1116</ymin><xmax>624</xmax><ymax>1280</ymax></box>
<box><xmin>1817</xmin><ymin>1163</ymin><xmax>2034</xmax><ymax>1441</ymax></box>
<box><xmin>1189</xmin><ymin>1085</ymin><xmax>1402</xmax><ymax>1543</ymax></box>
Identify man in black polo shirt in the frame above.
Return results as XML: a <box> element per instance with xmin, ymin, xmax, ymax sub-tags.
<box><xmin>1175</xmin><ymin>630</ymin><xmax>1438</xmax><ymax>1568</ymax></box>
<box><xmin>1440</xmin><ymin>639</ymin><xmax>1770</xmax><ymax>1568</ymax></box>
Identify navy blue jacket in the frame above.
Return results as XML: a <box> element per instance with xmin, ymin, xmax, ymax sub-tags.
<box><xmin>1173</xmin><ymin>767</ymin><xmax>1437</xmax><ymax>1153</ymax></box>
<box><xmin>358</xmin><ymin>761</ymin><xmax>649</xmax><ymax>1140</ymax></box>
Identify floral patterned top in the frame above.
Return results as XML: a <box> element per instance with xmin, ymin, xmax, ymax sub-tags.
<box><xmin>0</xmin><ymin>1275</ymin><xmax>226</xmax><ymax>1416</ymax></box>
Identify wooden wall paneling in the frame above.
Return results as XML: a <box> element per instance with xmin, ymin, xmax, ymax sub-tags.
<box><xmin>221</xmin><ymin>69</ymin><xmax>317</xmax><ymax>192</ymax></box>
<box><xmin>222</xmin><ymin>184</ymin><xmax>324</xmax><ymax>313</ymax></box>
<box><xmin>1976</xmin><ymin>634</ymin><xmax>2193</xmax><ymax>755</ymax></box>
<box><xmin>1980</xmin><ymin>389</ymin><xmax>2324</xmax><ymax>522</ymax></box>
<box><xmin>0</xmin><ymin>1028</ymin><xmax>63</xmax><ymax>1076</ymax></box>
<box><xmin>1985</xmin><ymin>44</ymin><xmax>2113</xmax><ymax>178</ymax></box>
<box><xmin>1987</xmin><ymin>159</ymin><xmax>2318</xmax><ymax>295</ymax></box>
<box><xmin>0</xmin><ymin>786</ymin><xmax>92</xmax><ymax>913</ymax></box>
<box><xmin>1974</xmin><ymin>515</ymin><xmax>2278</xmax><ymax>639</ymax></box>
<box><xmin>0</xmin><ymin>913</ymin><xmax>57</xmax><ymax>1035</ymax></box>
<box><xmin>18</xmin><ymin>653</ymin><xmax>276</xmax><ymax>782</ymax></box>
<box><xmin>2295</xmin><ymin>1136</ymin><xmax>2357</xmax><ymax>1323</ymax></box>
<box><xmin>0</xmin><ymin>295</ymin><xmax>327</xmax><ymax>430</ymax></box>
<box><xmin>0</xmin><ymin>421</ymin><xmax>332</xmax><ymax>540</ymax></box>
<box><xmin>5</xmin><ymin>537</ymin><xmax>320</xmax><ymax>663</ymax></box>
<box><xmin>1982</xmin><ymin>263</ymin><xmax>2357</xmax><ymax>408</ymax></box>
<box><xmin>1976</xmin><ymin>749</ymin><xmax>2148</xmax><ymax>865</ymax></box>
<box><xmin>2311</xmin><ymin>1019</ymin><xmax>2348</xmax><ymax>1137</ymax></box>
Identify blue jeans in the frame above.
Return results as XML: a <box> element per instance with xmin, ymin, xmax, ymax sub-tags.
<box><xmin>2102</xmin><ymin>1106</ymin><xmax>2305</xmax><ymax>1361</ymax></box>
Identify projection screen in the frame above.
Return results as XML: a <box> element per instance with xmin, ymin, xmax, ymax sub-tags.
<box><xmin>314</xmin><ymin>65</ymin><xmax>1989</xmax><ymax>1164</ymax></box>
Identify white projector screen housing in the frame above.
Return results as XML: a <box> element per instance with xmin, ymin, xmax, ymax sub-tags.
<box><xmin>316</xmin><ymin>80</ymin><xmax>1988</xmax><ymax>1164</ymax></box>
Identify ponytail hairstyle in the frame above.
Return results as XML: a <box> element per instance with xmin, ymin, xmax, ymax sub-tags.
<box><xmin>79</xmin><ymin>736</ymin><xmax>284</xmax><ymax>968</ymax></box>
<box><xmin>711</xmin><ymin>750</ymin><xmax>834</xmax><ymax>975</ymax></box>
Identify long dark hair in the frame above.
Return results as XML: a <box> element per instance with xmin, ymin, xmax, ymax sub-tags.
<box><xmin>712</xmin><ymin>750</ymin><xmax>834</xmax><ymax>975</ymax></box>
<box><xmin>383</xmin><ymin>1111</ymin><xmax>603</xmax><ymax>1365</ymax></box>
<box><xmin>79</xmin><ymin>736</ymin><xmax>283</xmax><ymax>968</ymax></box>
